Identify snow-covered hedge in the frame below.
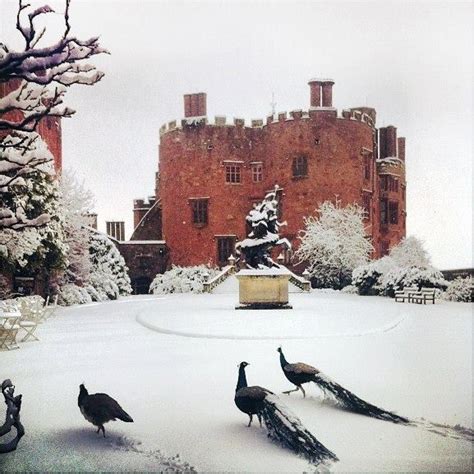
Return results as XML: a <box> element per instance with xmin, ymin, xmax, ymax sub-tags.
<box><xmin>442</xmin><ymin>277</ymin><xmax>473</xmax><ymax>303</ymax></box>
<box><xmin>340</xmin><ymin>284</ymin><xmax>358</xmax><ymax>294</ymax></box>
<box><xmin>89</xmin><ymin>232</ymin><xmax>132</xmax><ymax>298</ymax></box>
<box><xmin>57</xmin><ymin>284</ymin><xmax>93</xmax><ymax>306</ymax></box>
<box><xmin>352</xmin><ymin>256</ymin><xmax>395</xmax><ymax>296</ymax></box>
<box><xmin>382</xmin><ymin>266</ymin><xmax>448</xmax><ymax>297</ymax></box>
<box><xmin>150</xmin><ymin>265</ymin><xmax>219</xmax><ymax>295</ymax></box>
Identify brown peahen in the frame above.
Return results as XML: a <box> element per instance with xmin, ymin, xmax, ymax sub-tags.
<box><xmin>78</xmin><ymin>384</ymin><xmax>133</xmax><ymax>437</ymax></box>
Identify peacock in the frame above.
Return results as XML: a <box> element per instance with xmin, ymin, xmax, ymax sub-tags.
<box><xmin>277</xmin><ymin>347</ymin><xmax>410</xmax><ymax>424</ymax></box>
<box><xmin>78</xmin><ymin>384</ymin><xmax>134</xmax><ymax>437</ymax></box>
<box><xmin>234</xmin><ymin>361</ymin><xmax>338</xmax><ymax>467</ymax></box>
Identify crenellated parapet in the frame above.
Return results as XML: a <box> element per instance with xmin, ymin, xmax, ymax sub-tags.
<box><xmin>159</xmin><ymin>106</ymin><xmax>376</xmax><ymax>137</ymax></box>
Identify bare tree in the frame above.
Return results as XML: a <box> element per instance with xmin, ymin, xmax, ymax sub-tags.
<box><xmin>0</xmin><ymin>379</ymin><xmax>25</xmax><ymax>453</ymax></box>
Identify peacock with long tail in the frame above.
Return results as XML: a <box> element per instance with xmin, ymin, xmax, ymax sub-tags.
<box><xmin>277</xmin><ymin>347</ymin><xmax>410</xmax><ymax>424</ymax></box>
<box><xmin>234</xmin><ymin>361</ymin><xmax>338</xmax><ymax>467</ymax></box>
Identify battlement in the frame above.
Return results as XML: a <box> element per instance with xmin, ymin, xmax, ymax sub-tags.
<box><xmin>160</xmin><ymin>108</ymin><xmax>379</xmax><ymax>138</ymax></box>
<box><xmin>159</xmin><ymin>79</ymin><xmax>383</xmax><ymax>137</ymax></box>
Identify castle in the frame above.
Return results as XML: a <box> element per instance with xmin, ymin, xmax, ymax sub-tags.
<box><xmin>123</xmin><ymin>78</ymin><xmax>406</xmax><ymax>291</ymax></box>
<box><xmin>0</xmin><ymin>77</ymin><xmax>407</xmax><ymax>295</ymax></box>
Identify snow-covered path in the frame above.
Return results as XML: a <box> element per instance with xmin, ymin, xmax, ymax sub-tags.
<box><xmin>1</xmin><ymin>292</ymin><xmax>472</xmax><ymax>472</ymax></box>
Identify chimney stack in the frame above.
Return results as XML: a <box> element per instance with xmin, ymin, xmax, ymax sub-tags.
<box><xmin>308</xmin><ymin>79</ymin><xmax>322</xmax><ymax>107</ymax></box>
<box><xmin>184</xmin><ymin>92</ymin><xmax>207</xmax><ymax>117</ymax></box>
<box><xmin>321</xmin><ymin>80</ymin><xmax>335</xmax><ymax>107</ymax></box>
<box><xmin>106</xmin><ymin>221</ymin><xmax>125</xmax><ymax>241</ymax></box>
<box><xmin>308</xmin><ymin>78</ymin><xmax>335</xmax><ymax>108</ymax></box>
<box><xmin>398</xmin><ymin>137</ymin><xmax>406</xmax><ymax>161</ymax></box>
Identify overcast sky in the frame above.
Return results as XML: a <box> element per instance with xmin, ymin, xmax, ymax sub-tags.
<box><xmin>1</xmin><ymin>0</ymin><xmax>472</xmax><ymax>269</ymax></box>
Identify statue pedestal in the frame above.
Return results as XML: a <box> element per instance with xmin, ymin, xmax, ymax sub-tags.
<box><xmin>235</xmin><ymin>268</ymin><xmax>292</xmax><ymax>309</ymax></box>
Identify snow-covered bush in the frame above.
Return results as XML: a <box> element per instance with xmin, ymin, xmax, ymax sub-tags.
<box><xmin>0</xmin><ymin>136</ymin><xmax>67</xmax><ymax>272</ymax></box>
<box><xmin>58</xmin><ymin>284</ymin><xmax>93</xmax><ymax>306</ymax></box>
<box><xmin>352</xmin><ymin>256</ymin><xmax>396</xmax><ymax>296</ymax></box>
<box><xmin>88</xmin><ymin>232</ymin><xmax>132</xmax><ymax>299</ymax></box>
<box><xmin>382</xmin><ymin>266</ymin><xmax>448</xmax><ymax>297</ymax></box>
<box><xmin>340</xmin><ymin>284</ymin><xmax>358</xmax><ymax>294</ymax></box>
<box><xmin>442</xmin><ymin>277</ymin><xmax>473</xmax><ymax>303</ymax></box>
<box><xmin>389</xmin><ymin>236</ymin><xmax>431</xmax><ymax>268</ymax></box>
<box><xmin>150</xmin><ymin>265</ymin><xmax>219</xmax><ymax>295</ymax></box>
<box><xmin>295</xmin><ymin>200</ymin><xmax>373</xmax><ymax>289</ymax></box>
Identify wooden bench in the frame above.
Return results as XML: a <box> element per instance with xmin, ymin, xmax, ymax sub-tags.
<box><xmin>395</xmin><ymin>287</ymin><xmax>436</xmax><ymax>304</ymax></box>
<box><xmin>394</xmin><ymin>286</ymin><xmax>418</xmax><ymax>303</ymax></box>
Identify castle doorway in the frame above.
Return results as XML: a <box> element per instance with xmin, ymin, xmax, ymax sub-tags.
<box><xmin>132</xmin><ymin>276</ymin><xmax>152</xmax><ymax>295</ymax></box>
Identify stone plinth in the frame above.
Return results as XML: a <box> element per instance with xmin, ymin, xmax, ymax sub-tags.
<box><xmin>235</xmin><ymin>268</ymin><xmax>292</xmax><ymax>309</ymax></box>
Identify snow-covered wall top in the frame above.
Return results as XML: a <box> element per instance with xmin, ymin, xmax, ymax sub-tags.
<box><xmin>159</xmin><ymin>107</ymin><xmax>376</xmax><ymax>137</ymax></box>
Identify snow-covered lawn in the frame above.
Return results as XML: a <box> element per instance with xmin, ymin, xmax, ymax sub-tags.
<box><xmin>1</xmin><ymin>289</ymin><xmax>472</xmax><ymax>472</ymax></box>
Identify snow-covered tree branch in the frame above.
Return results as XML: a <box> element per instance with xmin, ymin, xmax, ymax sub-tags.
<box><xmin>0</xmin><ymin>0</ymin><xmax>107</xmax><ymax>133</ymax></box>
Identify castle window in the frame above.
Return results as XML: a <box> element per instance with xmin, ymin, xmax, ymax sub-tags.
<box><xmin>380</xmin><ymin>198</ymin><xmax>388</xmax><ymax>225</ymax></box>
<box><xmin>364</xmin><ymin>155</ymin><xmax>371</xmax><ymax>180</ymax></box>
<box><xmin>380</xmin><ymin>175</ymin><xmax>388</xmax><ymax>191</ymax></box>
<box><xmin>251</xmin><ymin>163</ymin><xmax>263</xmax><ymax>182</ymax></box>
<box><xmin>389</xmin><ymin>201</ymin><xmax>398</xmax><ymax>224</ymax></box>
<box><xmin>362</xmin><ymin>193</ymin><xmax>371</xmax><ymax>221</ymax></box>
<box><xmin>389</xmin><ymin>177</ymin><xmax>399</xmax><ymax>192</ymax></box>
<box><xmin>225</xmin><ymin>164</ymin><xmax>241</xmax><ymax>184</ymax></box>
<box><xmin>381</xmin><ymin>241</ymin><xmax>389</xmax><ymax>256</ymax></box>
<box><xmin>292</xmin><ymin>156</ymin><xmax>308</xmax><ymax>178</ymax></box>
<box><xmin>216</xmin><ymin>236</ymin><xmax>235</xmax><ymax>266</ymax></box>
<box><xmin>190</xmin><ymin>198</ymin><xmax>208</xmax><ymax>226</ymax></box>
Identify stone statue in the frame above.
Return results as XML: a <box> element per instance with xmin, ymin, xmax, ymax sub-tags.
<box><xmin>237</xmin><ymin>185</ymin><xmax>291</xmax><ymax>269</ymax></box>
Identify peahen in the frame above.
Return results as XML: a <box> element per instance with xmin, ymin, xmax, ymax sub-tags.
<box><xmin>234</xmin><ymin>361</ymin><xmax>338</xmax><ymax>466</ymax></box>
<box><xmin>277</xmin><ymin>347</ymin><xmax>410</xmax><ymax>424</ymax></box>
<box><xmin>78</xmin><ymin>384</ymin><xmax>133</xmax><ymax>437</ymax></box>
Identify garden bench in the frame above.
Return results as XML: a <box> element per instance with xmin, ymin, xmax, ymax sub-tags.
<box><xmin>395</xmin><ymin>287</ymin><xmax>436</xmax><ymax>304</ymax></box>
<box><xmin>394</xmin><ymin>286</ymin><xmax>418</xmax><ymax>303</ymax></box>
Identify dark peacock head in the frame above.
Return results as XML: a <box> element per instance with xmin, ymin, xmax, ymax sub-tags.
<box><xmin>79</xmin><ymin>384</ymin><xmax>88</xmax><ymax>394</ymax></box>
<box><xmin>239</xmin><ymin>361</ymin><xmax>249</xmax><ymax>369</ymax></box>
<box><xmin>277</xmin><ymin>346</ymin><xmax>282</xmax><ymax>353</ymax></box>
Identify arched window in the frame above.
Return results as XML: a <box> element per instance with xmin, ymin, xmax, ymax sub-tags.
<box><xmin>292</xmin><ymin>156</ymin><xmax>308</xmax><ymax>178</ymax></box>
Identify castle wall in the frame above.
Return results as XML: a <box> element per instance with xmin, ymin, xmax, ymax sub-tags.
<box><xmin>0</xmin><ymin>79</ymin><xmax>62</xmax><ymax>172</ymax></box>
<box><xmin>158</xmin><ymin>105</ymin><xmax>399</xmax><ymax>267</ymax></box>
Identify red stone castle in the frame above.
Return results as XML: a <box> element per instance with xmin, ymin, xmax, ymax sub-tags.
<box><xmin>125</xmin><ymin>78</ymin><xmax>406</xmax><ymax>290</ymax></box>
<box><xmin>0</xmin><ymin>77</ymin><xmax>407</xmax><ymax>295</ymax></box>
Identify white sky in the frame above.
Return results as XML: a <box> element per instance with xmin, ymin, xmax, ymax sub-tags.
<box><xmin>1</xmin><ymin>0</ymin><xmax>472</xmax><ymax>269</ymax></box>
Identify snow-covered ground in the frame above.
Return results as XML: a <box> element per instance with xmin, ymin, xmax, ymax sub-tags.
<box><xmin>1</xmin><ymin>288</ymin><xmax>472</xmax><ymax>472</ymax></box>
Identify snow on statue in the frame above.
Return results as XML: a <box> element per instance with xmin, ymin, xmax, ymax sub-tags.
<box><xmin>237</xmin><ymin>185</ymin><xmax>291</xmax><ymax>269</ymax></box>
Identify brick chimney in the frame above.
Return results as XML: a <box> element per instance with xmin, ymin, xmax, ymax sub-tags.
<box><xmin>184</xmin><ymin>92</ymin><xmax>207</xmax><ymax>117</ymax></box>
<box><xmin>106</xmin><ymin>221</ymin><xmax>125</xmax><ymax>241</ymax></box>
<box><xmin>308</xmin><ymin>78</ymin><xmax>335</xmax><ymax>108</ymax></box>
<box><xmin>386</xmin><ymin>125</ymin><xmax>397</xmax><ymax>157</ymax></box>
<box><xmin>321</xmin><ymin>80</ymin><xmax>335</xmax><ymax>107</ymax></box>
<box><xmin>308</xmin><ymin>79</ymin><xmax>322</xmax><ymax>107</ymax></box>
<box><xmin>398</xmin><ymin>137</ymin><xmax>406</xmax><ymax>161</ymax></box>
